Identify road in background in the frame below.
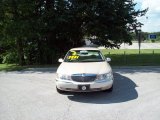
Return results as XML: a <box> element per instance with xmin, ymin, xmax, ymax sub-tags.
<box><xmin>120</xmin><ymin>43</ymin><xmax>160</xmax><ymax>49</ymax></box>
<box><xmin>0</xmin><ymin>67</ymin><xmax>160</xmax><ymax>120</ymax></box>
<box><xmin>98</xmin><ymin>43</ymin><xmax>160</xmax><ymax>49</ymax></box>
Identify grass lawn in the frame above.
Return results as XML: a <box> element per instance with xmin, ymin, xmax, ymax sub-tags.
<box><xmin>101</xmin><ymin>49</ymin><xmax>160</xmax><ymax>66</ymax></box>
<box><xmin>0</xmin><ymin>64</ymin><xmax>26</xmax><ymax>71</ymax></box>
<box><xmin>0</xmin><ymin>64</ymin><xmax>59</xmax><ymax>71</ymax></box>
<box><xmin>0</xmin><ymin>49</ymin><xmax>160</xmax><ymax>71</ymax></box>
<box><xmin>101</xmin><ymin>49</ymin><xmax>160</xmax><ymax>54</ymax></box>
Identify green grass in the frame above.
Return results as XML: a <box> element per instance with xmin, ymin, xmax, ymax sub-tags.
<box><xmin>0</xmin><ymin>49</ymin><xmax>160</xmax><ymax>71</ymax></box>
<box><xmin>101</xmin><ymin>49</ymin><xmax>160</xmax><ymax>66</ymax></box>
<box><xmin>0</xmin><ymin>64</ymin><xmax>59</xmax><ymax>71</ymax></box>
<box><xmin>101</xmin><ymin>49</ymin><xmax>160</xmax><ymax>54</ymax></box>
<box><xmin>0</xmin><ymin>64</ymin><xmax>26</xmax><ymax>71</ymax></box>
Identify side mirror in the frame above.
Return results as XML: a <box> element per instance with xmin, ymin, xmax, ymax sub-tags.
<box><xmin>58</xmin><ymin>58</ymin><xmax>64</xmax><ymax>63</ymax></box>
<box><xmin>106</xmin><ymin>57</ymin><xmax>111</xmax><ymax>62</ymax></box>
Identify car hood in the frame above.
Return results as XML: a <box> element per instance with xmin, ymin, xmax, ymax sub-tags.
<box><xmin>57</xmin><ymin>62</ymin><xmax>111</xmax><ymax>75</ymax></box>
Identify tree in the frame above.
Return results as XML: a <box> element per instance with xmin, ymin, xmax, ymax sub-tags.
<box><xmin>0</xmin><ymin>0</ymin><xmax>36</xmax><ymax>65</ymax></box>
<box><xmin>79</xmin><ymin>0</ymin><xmax>147</xmax><ymax>48</ymax></box>
<box><xmin>0</xmin><ymin>0</ymin><xmax>147</xmax><ymax>65</ymax></box>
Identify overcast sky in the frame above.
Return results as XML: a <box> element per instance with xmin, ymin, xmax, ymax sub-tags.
<box><xmin>134</xmin><ymin>0</ymin><xmax>160</xmax><ymax>32</ymax></box>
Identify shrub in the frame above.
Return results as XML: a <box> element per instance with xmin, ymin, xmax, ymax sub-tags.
<box><xmin>2</xmin><ymin>52</ymin><xmax>18</xmax><ymax>64</ymax></box>
<box><xmin>151</xmin><ymin>39</ymin><xmax>155</xmax><ymax>43</ymax></box>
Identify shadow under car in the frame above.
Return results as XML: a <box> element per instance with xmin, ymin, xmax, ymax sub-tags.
<box><xmin>65</xmin><ymin>73</ymin><xmax>138</xmax><ymax>104</ymax></box>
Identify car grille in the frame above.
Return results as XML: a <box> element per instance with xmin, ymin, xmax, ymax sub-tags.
<box><xmin>71</xmin><ymin>74</ymin><xmax>97</xmax><ymax>82</ymax></box>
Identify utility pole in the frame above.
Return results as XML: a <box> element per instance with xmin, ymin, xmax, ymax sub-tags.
<box><xmin>138</xmin><ymin>29</ymin><xmax>141</xmax><ymax>54</ymax></box>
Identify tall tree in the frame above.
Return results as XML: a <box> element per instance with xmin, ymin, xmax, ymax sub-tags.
<box><xmin>76</xmin><ymin>0</ymin><xmax>148</xmax><ymax>48</ymax></box>
<box><xmin>0</xmin><ymin>0</ymin><xmax>147</xmax><ymax>65</ymax></box>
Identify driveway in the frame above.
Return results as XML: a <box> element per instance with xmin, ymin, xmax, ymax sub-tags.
<box><xmin>0</xmin><ymin>67</ymin><xmax>160</xmax><ymax>120</ymax></box>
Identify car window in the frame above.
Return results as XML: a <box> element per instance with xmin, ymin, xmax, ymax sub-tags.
<box><xmin>64</xmin><ymin>50</ymin><xmax>105</xmax><ymax>62</ymax></box>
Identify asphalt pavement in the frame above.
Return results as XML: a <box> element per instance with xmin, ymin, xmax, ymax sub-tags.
<box><xmin>0</xmin><ymin>67</ymin><xmax>160</xmax><ymax>120</ymax></box>
<box><xmin>120</xmin><ymin>43</ymin><xmax>160</xmax><ymax>49</ymax></box>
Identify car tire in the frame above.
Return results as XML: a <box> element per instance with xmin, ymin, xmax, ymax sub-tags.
<box><xmin>103</xmin><ymin>85</ymin><xmax>113</xmax><ymax>92</ymax></box>
<box><xmin>56</xmin><ymin>87</ymin><xmax>65</xmax><ymax>94</ymax></box>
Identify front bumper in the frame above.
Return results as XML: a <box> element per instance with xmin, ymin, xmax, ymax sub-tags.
<box><xmin>56</xmin><ymin>78</ymin><xmax>113</xmax><ymax>92</ymax></box>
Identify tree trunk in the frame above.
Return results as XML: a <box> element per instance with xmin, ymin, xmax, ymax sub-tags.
<box><xmin>16</xmin><ymin>39</ymin><xmax>25</xmax><ymax>66</ymax></box>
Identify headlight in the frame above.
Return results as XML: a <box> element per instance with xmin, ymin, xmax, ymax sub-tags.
<box><xmin>57</xmin><ymin>74</ymin><xmax>71</xmax><ymax>80</ymax></box>
<box><xmin>96</xmin><ymin>72</ymin><xmax>113</xmax><ymax>80</ymax></box>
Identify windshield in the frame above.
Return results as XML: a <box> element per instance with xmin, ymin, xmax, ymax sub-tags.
<box><xmin>64</xmin><ymin>50</ymin><xmax>105</xmax><ymax>62</ymax></box>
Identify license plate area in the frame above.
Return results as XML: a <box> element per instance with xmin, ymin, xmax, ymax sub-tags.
<box><xmin>78</xmin><ymin>85</ymin><xmax>90</xmax><ymax>91</ymax></box>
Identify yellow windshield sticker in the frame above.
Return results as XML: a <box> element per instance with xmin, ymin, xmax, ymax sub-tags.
<box><xmin>67</xmin><ymin>51</ymin><xmax>79</xmax><ymax>60</ymax></box>
<box><xmin>71</xmin><ymin>51</ymin><xmax>77</xmax><ymax>55</ymax></box>
<box><xmin>68</xmin><ymin>55</ymin><xmax>79</xmax><ymax>60</ymax></box>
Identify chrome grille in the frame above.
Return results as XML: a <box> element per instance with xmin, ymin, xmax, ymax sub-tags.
<box><xmin>71</xmin><ymin>74</ymin><xmax>97</xmax><ymax>82</ymax></box>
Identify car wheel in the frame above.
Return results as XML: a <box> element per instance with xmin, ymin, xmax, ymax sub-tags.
<box><xmin>56</xmin><ymin>87</ymin><xmax>65</xmax><ymax>94</ymax></box>
<box><xmin>103</xmin><ymin>85</ymin><xmax>113</xmax><ymax>92</ymax></box>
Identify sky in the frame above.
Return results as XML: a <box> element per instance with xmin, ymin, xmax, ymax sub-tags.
<box><xmin>134</xmin><ymin>0</ymin><xmax>160</xmax><ymax>32</ymax></box>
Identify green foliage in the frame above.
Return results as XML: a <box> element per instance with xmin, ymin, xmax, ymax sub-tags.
<box><xmin>0</xmin><ymin>0</ymin><xmax>147</xmax><ymax>65</ymax></box>
<box><xmin>2</xmin><ymin>51</ymin><xmax>18</xmax><ymax>64</ymax></box>
<box><xmin>140</xmin><ymin>32</ymin><xmax>160</xmax><ymax>42</ymax></box>
<box><xmin>0</xmin><ymin>55</ymin><xmax>2</xmax><ymax>63</ymax></box>
<box><xmin>151</xmin><ymin>39</ymin><xmax>155</xmax><ymax>43</ymax></box>
<box><xmin>102</xmin><ymin>49</ymin><xmax>160</xmax><ymax>66</ymax></box>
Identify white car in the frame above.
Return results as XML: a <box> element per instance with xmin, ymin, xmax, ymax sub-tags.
<box><xmin>56</xmin><ymin>47</ymin><xmax>114</xmax><ymax>93</ymax></box>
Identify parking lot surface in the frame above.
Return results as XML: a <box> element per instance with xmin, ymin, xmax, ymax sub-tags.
<box><xmin>0</xmin><ymin>67</ymin><xmax>160</xmax><ymax>120</ymax></box>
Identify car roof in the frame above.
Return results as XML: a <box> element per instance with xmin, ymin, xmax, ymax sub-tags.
<box><xmin>70</xmin><ymin>47</ymin><xmax>100</xmax><ymax>51</ymax></box>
